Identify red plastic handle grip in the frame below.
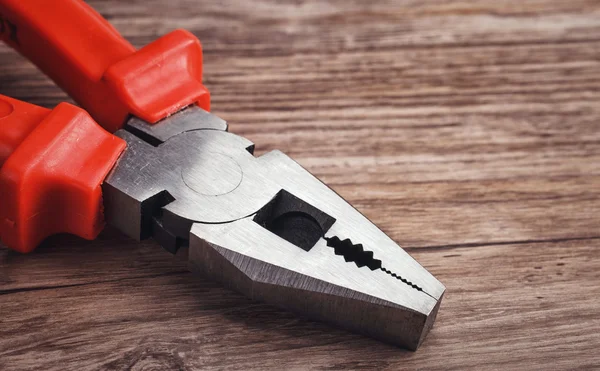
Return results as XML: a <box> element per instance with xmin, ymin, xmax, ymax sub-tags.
<box><xmin>0</xmin><ymin>95</ymin><xmax>126</xmax><ymax>253</ymax></box>
<box><xmin>0</xmin><ymin>93</ymin><xmax>49</xmax><ymax>166</ymax></box>
<box><xmin>0</xmin><ymin>0</ymin><xmax>210</xmax><ymax>132</ymax></box>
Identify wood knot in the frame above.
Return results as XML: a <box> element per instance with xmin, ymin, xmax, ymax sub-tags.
<box><xmin>104</xmin><ymin>349</ymin><xmax>188</xmax><ymax>371</ymax></box>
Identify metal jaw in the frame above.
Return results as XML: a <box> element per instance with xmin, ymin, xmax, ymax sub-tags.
<box><xmin>103</xmin><ymin>107</ymin><xmax>446</xmax><ymax>350</ymax></box>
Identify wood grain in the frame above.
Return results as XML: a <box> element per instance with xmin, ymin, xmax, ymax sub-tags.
<box><xmin>1</xmin><ymin>0</ymin><xmax>600</xmax><ymax>369</ymax></box>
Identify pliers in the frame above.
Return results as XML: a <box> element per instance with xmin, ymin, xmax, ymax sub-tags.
<box><xmin>0</xmin><ymin>0</ymin><xmax>445</xmax><ymax>350</ymax></box>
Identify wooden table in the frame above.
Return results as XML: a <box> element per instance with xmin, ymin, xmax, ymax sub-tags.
<box><xmin>1</xmin><ymin>1</ymin><xmax>599</xmax><ymax>369</ymax></box>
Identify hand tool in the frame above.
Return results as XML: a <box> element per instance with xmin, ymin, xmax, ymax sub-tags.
<box><xmin>0</xmin><ymin>0</ymin><xmax>445</xmax><ymax>350</ymax></box>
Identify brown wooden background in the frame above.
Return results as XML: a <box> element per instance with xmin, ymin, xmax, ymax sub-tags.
<box><xmin>1</xmin><ymin>0</ymin><xmax>599</xmax><ymax>369</ymax></box>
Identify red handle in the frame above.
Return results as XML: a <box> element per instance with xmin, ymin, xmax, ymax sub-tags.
<box><xmin>0</xmin><ymin>0</ymin><xmax>210</xmax><ymax>132</ymax></box>
<box><xmin>0</xmin><ymin>93</ymin><xmax>49</xmax><ymax>166</ymax></box>
<box><xmin>0</xmin><ymin>95</ymin><xmax>126</xmax><ymax>253</ymax></box>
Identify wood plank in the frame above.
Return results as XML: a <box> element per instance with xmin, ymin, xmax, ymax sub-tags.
<box><xmin>1</xmin><ymin>0</ymin><xmax>599</xmax><ymax>369</ymax></box>
<box><xmin>0</xmin><ymin>231</ymin><xmax>185</xmax><ymax>293</ymax></box>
